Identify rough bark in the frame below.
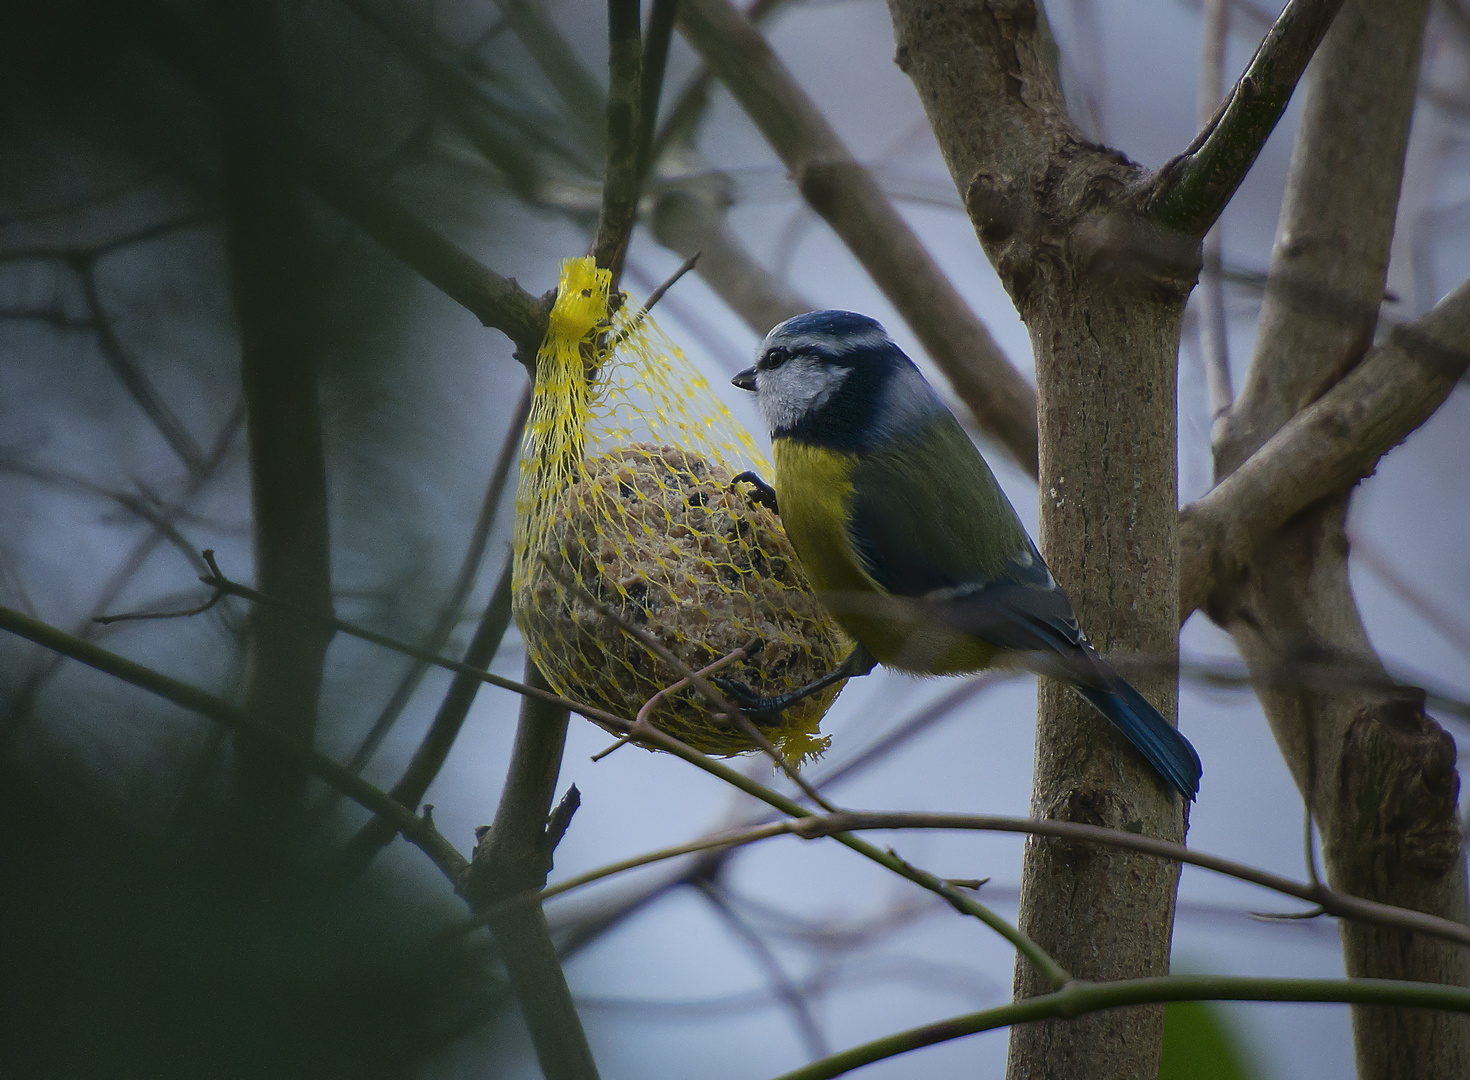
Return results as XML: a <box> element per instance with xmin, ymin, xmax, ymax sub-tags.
<box><xmin>1179</xmin><ymin>281</ymin><xmax>1470</xmax><ymax>622</ymax></box>
<box><xmin>1209</xmin><ymin>2</ymin><xmax>1470</xmax><ymax>1078</ymax></box>
<box><xmin>886</xmin><ymin>3</ymin><xmax>1194</xmax><ymax>1076</ymax></box>
<box><xmin>464</xmin><ymin>663</ymin><xmax>598</xmax><ymax>1080</ymax></box>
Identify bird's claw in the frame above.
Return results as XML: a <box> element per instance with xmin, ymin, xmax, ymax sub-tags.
<box><xmin>711</xmin><ymin>675</ymin><xmax>786</xmax><ymax>724</ymax></box>
<box><xmin>731</xmin><ymin>471</ymin><xmax>780</xmax><ymax>515</ymax></box>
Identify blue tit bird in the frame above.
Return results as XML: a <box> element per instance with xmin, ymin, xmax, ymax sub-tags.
<box><xmin>727</xmin><ymin>310</ymin><xmax>1201</xmax><ymax>800</ymax></box>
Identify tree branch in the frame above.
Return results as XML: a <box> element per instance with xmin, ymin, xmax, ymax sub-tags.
<box><xmin>462</xmin><ymin>662</ymin><xmax>599</xmax><ymax>1080</ymax></box>
<box><xmin>219</xmin><ymin>0</ymin><xmax>334</xmax><ymax>809</ymax></box>
<box><xmin>772</xmin><ymin>975</ymin><xmax>1470</xmax><ymax>1080</ymax></box>
<box><xmin>0</xmin><ymin>603</ymin><xmax>470</xmax><ymax>885</ymax></box>
<box><xmin>1147</xmin><ymin>0</ymin><xmax>1349</xmax><ymax>235</ymax></box>
<box><xmin>119</xmin><ymin>0</ymin><xmax>552</xmax><ymax>363</ymax></box>
<box><xmin>1197</xmin><ymin>1</ymin><xmax>1469</xmax><ymax>1076</ymax></box>
<box><xmin>1180</xmin><ymin>278</ymin><xmax>1470</xmax><ymax>621</ymax></box>
<box><xmin>492</xmin><ymin>810</ymin><xmax>1470</xmax><ymax>953</ymax></box>
<box><xmin>591</xmin><ymin>0</ymin><xmax>643</xmax><ymax>285</ymax></box>
<box><xmin>677</xmin><ymin>0</ymin><xmax>1039</xmax><ymax>475</ymax></box>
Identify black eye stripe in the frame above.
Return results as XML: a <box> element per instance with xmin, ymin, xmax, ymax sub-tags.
<box><xmin>760</xmin><ymin>346</ymin><xmax>791</xmax><ymax>370</ymax></box>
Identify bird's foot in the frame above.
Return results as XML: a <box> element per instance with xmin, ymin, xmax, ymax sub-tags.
<box><xmin>731</xmin><ymin>471</ymin><xmax>779</xmax><ymax>515</ymax></box>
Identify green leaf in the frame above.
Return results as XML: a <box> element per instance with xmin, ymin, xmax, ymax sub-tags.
<box><xmin>1160</xmin><ymin>1000</ymin><xmax>1261</xmax><ymax>1080</ymax></box>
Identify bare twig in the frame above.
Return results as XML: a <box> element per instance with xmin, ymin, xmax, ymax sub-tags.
<box><xmin>1179</xmin><ymin>276</ymin><xmax>1470</xmax><ymax>621</ymax></box>
<box><xmin>1197</xmin><ymin>0</ymin><xmax>1234</xmax><ymax>418</ymax></box>
<box><xmin>638</xmin><ymin>251</ymin><xmax>699</xmax><ymax>315</ymax></box>
<box><xmin>463</xmin><ymin>660</ymin><xmax>600</xmax><ymax>1080</ymax></box>
<box><xmin>591</xmin><ymin>0</ymin><xmax>644</xmax><ymax>286</ymax></box>
<box><xmin>676</xmin><ymin>0</ymin><xmax>1040</xmax><ymax>475</ymax></box>
<box><xmin>340</xmin><ymin>384</ymin><xmax>532</xmax><ymax>776</ymax></box>
<box><xmin>121</xmin><ymin>0</ymin><xmax>553</xmax><ymax>363</ymax></box>
<box><xmin>471</xmin><ymin>807</ymin><xmax>1470</xmax><ymax>953</ymax></box>
<box><xmin>593</xmin><ymin>644</ymin><xmax>752</xmax><ymax>761</ymax></box>
<box><xmin>1149</xmin><ymin>0</ymin><xmax>1349</xmax><ymax>234</ymax></box>
<box><xmin>772</xmin><ymin>975</ymin><xmax>1470</xmax><ymax>1080</ymax></box>
<box><xmin>0</xmin><ymin>602</ymin><xmax>471</xmax><ymax>885</ymax></box>
<box><xmin>539</xmin><ymin>555</ymin><xmax>840</xmax><ymax>812</ymax></box>
<box><xmin>334</xmin><ymin>552</ymin><xmax>518</xmax><ymax>877</ymax></box>
<box><xmin>94</xmin><ymin>593</ymin><xmax>223</xmax><ymax>625</ymax></box>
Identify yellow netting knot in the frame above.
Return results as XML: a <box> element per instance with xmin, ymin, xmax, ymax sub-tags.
<box><xmin>546</xmin><ymin>257</ymin><xmax>611</xmax><ymax>345</ymax></box>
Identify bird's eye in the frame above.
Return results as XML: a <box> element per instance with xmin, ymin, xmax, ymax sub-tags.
<box><xmin>762</xmin><ymin>346</ymin><xmax>791</xmax><ymax>371</ymax></box>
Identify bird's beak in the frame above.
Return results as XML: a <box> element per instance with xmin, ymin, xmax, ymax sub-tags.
<box><xmin>732</xmin><ymin>367</ymin><xmax>757</xmax><ymax>392</ymax></box>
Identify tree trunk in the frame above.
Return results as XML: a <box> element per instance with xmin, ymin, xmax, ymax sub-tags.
<box><xmin>1210</xmin><ymin>2</ymin><xmax>1470</xmax><ymax>1077</ymax></box>
<box><xmin>219</xmin><ymin>0</ymin><xmax>335</xmax><ymax>811</ymax></box>
<box><xmin>886</xmin><ymin>3</ymin><xmax>1195</xmax><ymax>1075</ymax></box>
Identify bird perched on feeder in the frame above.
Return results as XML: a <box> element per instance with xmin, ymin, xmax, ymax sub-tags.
<box><xmin>726</xmin><ymin>310</ymin><xmax>1201</xmax><ymax>800</ymax></box>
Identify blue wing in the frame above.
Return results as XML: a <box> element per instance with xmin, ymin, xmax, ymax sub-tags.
<box><xmin>843</xmin><ymin>436</ymin><xmax>1202</xmax><ymax>799</ymax></box>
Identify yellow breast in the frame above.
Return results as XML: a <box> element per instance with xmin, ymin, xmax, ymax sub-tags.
<box><xmin>771</xmin><ymin>440</ymin><xmax>997</xmax><ymax>675</ymax></box>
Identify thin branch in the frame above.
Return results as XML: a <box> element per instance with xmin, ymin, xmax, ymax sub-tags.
<box><xmin>1197</xmin><ymin>0</ymin><xmax>1234</xmax><ymax>417</ymax></box>
<box><xmin>1179</xmin><ymin>276</ymin><xmax>1470</xmax><ymax>621</ymax></box>
<box><xmin>636</xmin><ymin>0</ymin><xmax>679</xmax><ymax>187</ymax></box>
<box><xmin>120</xmin><ymin>0</ymin><xmax>553</xmax><ymax>362</ymax></box>
<box><xmin>1148</xmin><ymin>0</ymin><xmax>1349</xmax><ymax>234</ymax></box>
<box><xmin>334</xmin><ymin>553</ymin><xmax>517</xmax><ymax>876</ymax></box>
<box><xmin>0</xmin><ymin>602</ymin><xmax>470</xmax><ymax>884</ymax></box>
<box><xmin>696</xmin><ymin>880</ymin><xmax>832</xmax><ymax>1059</ymax></box>
<box><xmin>483</xmin><ymin>810</ymin><xmax>1470</xmax><ymax>953</ymax></box>
<box><xmin>675</xmin><ymin>0</ymin><xmax>1040</xmax><ymax>475</ymax></box>
<box><xmin>591</xmin><ymin>0</ymin><xmax>645</xmax><ymax>286</ymax></box>
<box><xmin>340</xmin><ymin>384</ymin><xmax>532</xmax><ymax>776</ymax></box>
<box><xmin>540</xmin><ymin>556</ymin><xmax>838</xmax><ymax>811</ymax></box>
<box><xmin>771</xmin><ymin>975</ymin><xmax>1470</xmax><ymax>1080</ymax></box>
<box><xmin>637</xmin><ymin>251</ymin><xmax>699</xmax><ymax>315</ymax></box>
<box><xmin>463</xmin><ymin>660</ymin><xmax>599</xmax><ymax>1080</ymax></box>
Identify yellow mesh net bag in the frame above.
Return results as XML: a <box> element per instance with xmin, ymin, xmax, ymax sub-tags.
<box><xmin>512</xmin><ymin>257</ymin><xmax>848</xmax><ymax>762</ymax></box>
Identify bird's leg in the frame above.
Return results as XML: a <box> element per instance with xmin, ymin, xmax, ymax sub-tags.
<box><xmin>714</xmin><ymin>643</ymin><xmax>876</xmax><ymax>721</ymax></box>
<box><xmin>731</xmin><ymin>470</ymin><xmax>779</xmax><ymax>515</ymax></box>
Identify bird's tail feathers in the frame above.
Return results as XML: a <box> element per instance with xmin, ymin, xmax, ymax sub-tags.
<box><xmin>1074</xmin><ymin>672</ymin><xmax>1202</xmax><ymax>801</ymax></box>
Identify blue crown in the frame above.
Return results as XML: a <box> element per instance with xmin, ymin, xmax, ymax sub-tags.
<box><xmin>773</xmin><ymin>310</ymin><xmax>887</xmax><ymax>339</ymax></box>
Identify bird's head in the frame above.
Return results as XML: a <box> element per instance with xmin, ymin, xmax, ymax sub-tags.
<box><xmin>732</xmin><ymin>310</ymin><xmax>941</xmax><ymax>449</ymax></box>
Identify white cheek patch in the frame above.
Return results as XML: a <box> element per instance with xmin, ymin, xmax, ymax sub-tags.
<box><xmin>758</xmin><ymin>359</ymin><xmax>851</xmax><ymax>434</ymax></box>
